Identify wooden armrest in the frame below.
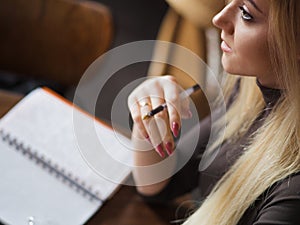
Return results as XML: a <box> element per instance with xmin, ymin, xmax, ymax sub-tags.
<box><xmin>0</xmin><ymin>89</ymin><xmax>22</xmax><ymax>118</ymax></box>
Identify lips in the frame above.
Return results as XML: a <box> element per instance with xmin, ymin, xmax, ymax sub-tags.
<box><xmin>221</xmin><ymin>40</ymin><xmax>232</xmax><ymax>53</ymax></box>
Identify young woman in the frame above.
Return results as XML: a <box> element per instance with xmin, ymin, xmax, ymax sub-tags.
<box><xmin>128</xmin><ymin>0</ymin><xmax>300</xmax><ymax>224</ymax></box>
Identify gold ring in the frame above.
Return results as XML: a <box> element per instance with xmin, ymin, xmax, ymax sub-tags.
<box><xmin>139</xmin><ymin>101</ymin><xmax>151</xmax><ymax>107</ymax></box>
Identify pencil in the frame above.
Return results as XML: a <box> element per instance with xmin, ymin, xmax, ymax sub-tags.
<box><xmin>142</xmin><ymin>84</ymin><xmax>201</xmax><ymax>120</ymax></box>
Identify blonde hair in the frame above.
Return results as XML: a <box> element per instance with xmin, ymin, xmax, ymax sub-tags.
<box><xmin>184</xmin><ymin>1</ymin><xmax>300</xmax><ymax>224</ymax></box>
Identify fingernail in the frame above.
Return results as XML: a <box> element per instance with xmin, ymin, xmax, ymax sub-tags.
<box><xmin>165</xmin><ymin>142</ymin><xmax>173</xmax><ymax>156</ymax></box>
<box><xmin>145</xmin><ymin>135</ymin><xmax>151</xmax><ymax>143</ymax></box>
<box><xmin>156</xmin><ymin>144</ymin><xmax>165</xmax><ymax>158</ymax></box>
<box><xmin>172</xmin><ymin>122</ymin><xmax>179</xmax><ymax>138</ymax></box>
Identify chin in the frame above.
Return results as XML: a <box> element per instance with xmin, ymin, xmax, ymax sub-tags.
<box><xmin>221</xmin><ymin>58</ymin><xmax>251</xmax><ymax>77</ymax></box>
<box><xmin>221</xmin><ymin>59</ymin><xmax>238</xmax><ymax>75</ymax></box>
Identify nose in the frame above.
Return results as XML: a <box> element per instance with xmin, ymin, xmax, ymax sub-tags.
<box><xmin>212</xmin><ymin>4</ymin><xmax>234</xmax><ymax>35</ymax></box>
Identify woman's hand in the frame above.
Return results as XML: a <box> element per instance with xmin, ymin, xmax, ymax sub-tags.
<box><xmin>128</xmin><ymin>76</ymin><xmax>192</xmax><ymax>158</ymax></box>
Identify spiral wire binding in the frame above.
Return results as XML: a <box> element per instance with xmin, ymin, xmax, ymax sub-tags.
<box><xmin>0</xmin><ymin>129</ymin><xmax>103</xmax><ymax>204</ymax></box>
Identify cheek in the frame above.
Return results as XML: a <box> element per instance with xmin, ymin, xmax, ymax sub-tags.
<box><xmin>235</xmin><ymin>30</ymin><xmax>271</xmax><ymax>75</ymax></box>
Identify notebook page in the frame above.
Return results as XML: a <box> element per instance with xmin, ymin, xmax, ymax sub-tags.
<box><xmin>0</xmin><ymin>140</ymin><xmax>100</xmax><ymax>225</ymax></box>
<box><xmin>0</xmin><ymin>88</ymin><xmax>133</xmax><ymax>224</ymax></box>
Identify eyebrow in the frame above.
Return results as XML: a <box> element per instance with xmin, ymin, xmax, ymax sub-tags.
<box><xmin>246</xmin><ymin>0</ymin><xmax>263</xmax><ymax>14</ymax></box>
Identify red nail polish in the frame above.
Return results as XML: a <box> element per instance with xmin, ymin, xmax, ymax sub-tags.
<box><xmin>172</xmin><ymin>122</ymin><xmax>179</xmax><ymax>137</ymax></box>
<box><xmin>156</xmin><ymin>144</ymin><xmax>165</xmax><ymax>158</ymax></box>
<box><xmin>145</xmin><ymin>135</ymin><xmax>151</xmax><ymax>143</ymax></box>
<box><xmin>165</xmin><ymin>142</ymin><xmax>173</xmax><ymax>155</ymax></box>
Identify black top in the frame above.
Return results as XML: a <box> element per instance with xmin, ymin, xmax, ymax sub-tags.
<box><xmin>141</xmin><ymin>80</ymin><xmax>300</xmax><ymax>224</ymax></box>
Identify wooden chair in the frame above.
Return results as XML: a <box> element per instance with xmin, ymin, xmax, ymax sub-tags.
<box><xmin>0</xmin><ymin>0</ymin><xmax>113</xmax><ymax>89</ymax></box>
<box><xmin>148</xmin><ymin>0</ymin><xmax>224</xmax><ymax>119</ymax></box>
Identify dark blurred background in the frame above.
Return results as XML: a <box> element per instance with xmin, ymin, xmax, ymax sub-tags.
<box><xmin>0</xmin><ymin>0</ymin><xmax>169</xmax><ymax>123</ymax></box>
<box><xmin>91</xmin><ymin>0</ymin><xmax>168</xmax><ymax>122</ymax></box>
<box><xmin>95</xmin><ymin>0</ymin><xmax>168</xmax><ymax>46</ymax></box>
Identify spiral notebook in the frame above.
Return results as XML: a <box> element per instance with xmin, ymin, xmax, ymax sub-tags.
<box><xmin>0</xmin><ymin>88</ymin><xmax>133</xmax><ymax>225</ymax></box>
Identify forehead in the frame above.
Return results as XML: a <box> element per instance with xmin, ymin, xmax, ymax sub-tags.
<box><xmin>228</xmin><ymin>0</ymin><xmax>270</xmax><ymax>14</ymax></box>
<box><xmin>251</xmin><ymin>0</ymin><xmax>270</xmax><ymax>12</ymax></box>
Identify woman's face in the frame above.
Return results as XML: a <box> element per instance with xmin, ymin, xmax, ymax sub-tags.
<box><xmin>213</xmin><ymin>0</ymin><xmax>278</xmax><ymax>88</ymax></box>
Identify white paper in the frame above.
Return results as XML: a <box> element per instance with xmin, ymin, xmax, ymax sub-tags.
<box><xmin>0</xmin><ymin>88</ymin><xmax>133</xmax><ymax>225</ymax></box>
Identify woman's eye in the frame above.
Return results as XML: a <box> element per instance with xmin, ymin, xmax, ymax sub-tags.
<box><xmin>239</xmin><ymin>6</ymin><xmax>253</xmax><ymax>21</ymax></box>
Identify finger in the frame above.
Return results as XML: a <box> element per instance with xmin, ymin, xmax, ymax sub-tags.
<box><xmin>146</xmin><ymin>119</ymin><xmax>166</xmax><ymax>158</ymax></box>
<box><xmin>163</xmin><ymin>81</ymin><xmax>181</xmax><ymax>138</ymax></box>
<box><xmin>163</xmin><ymin>130</ymin><xmax>175</xmax><ymax>156</ymax></box>
<box><xmin>142</xmin><ymin>96</ymin><xmax>166</xmax><ymax>157</ymax></box>
<box><xmin>128</xmin><ymin>98</ymin><xmax>149</xmax><ymax>141</ymax></box>
<box><xmin>154</xmin><ymin>113</ymin><xmax>175</xmax><ymax>156</ymax></box>
<box><xmin>150</xmin><ymin>95</ymin><xmax>175</xmax><ymax>156</ymax></box>
<box><xmin>139</xmin><ymin>99</ymin><xmax>152</xmax><ymax>122</ymax></box>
